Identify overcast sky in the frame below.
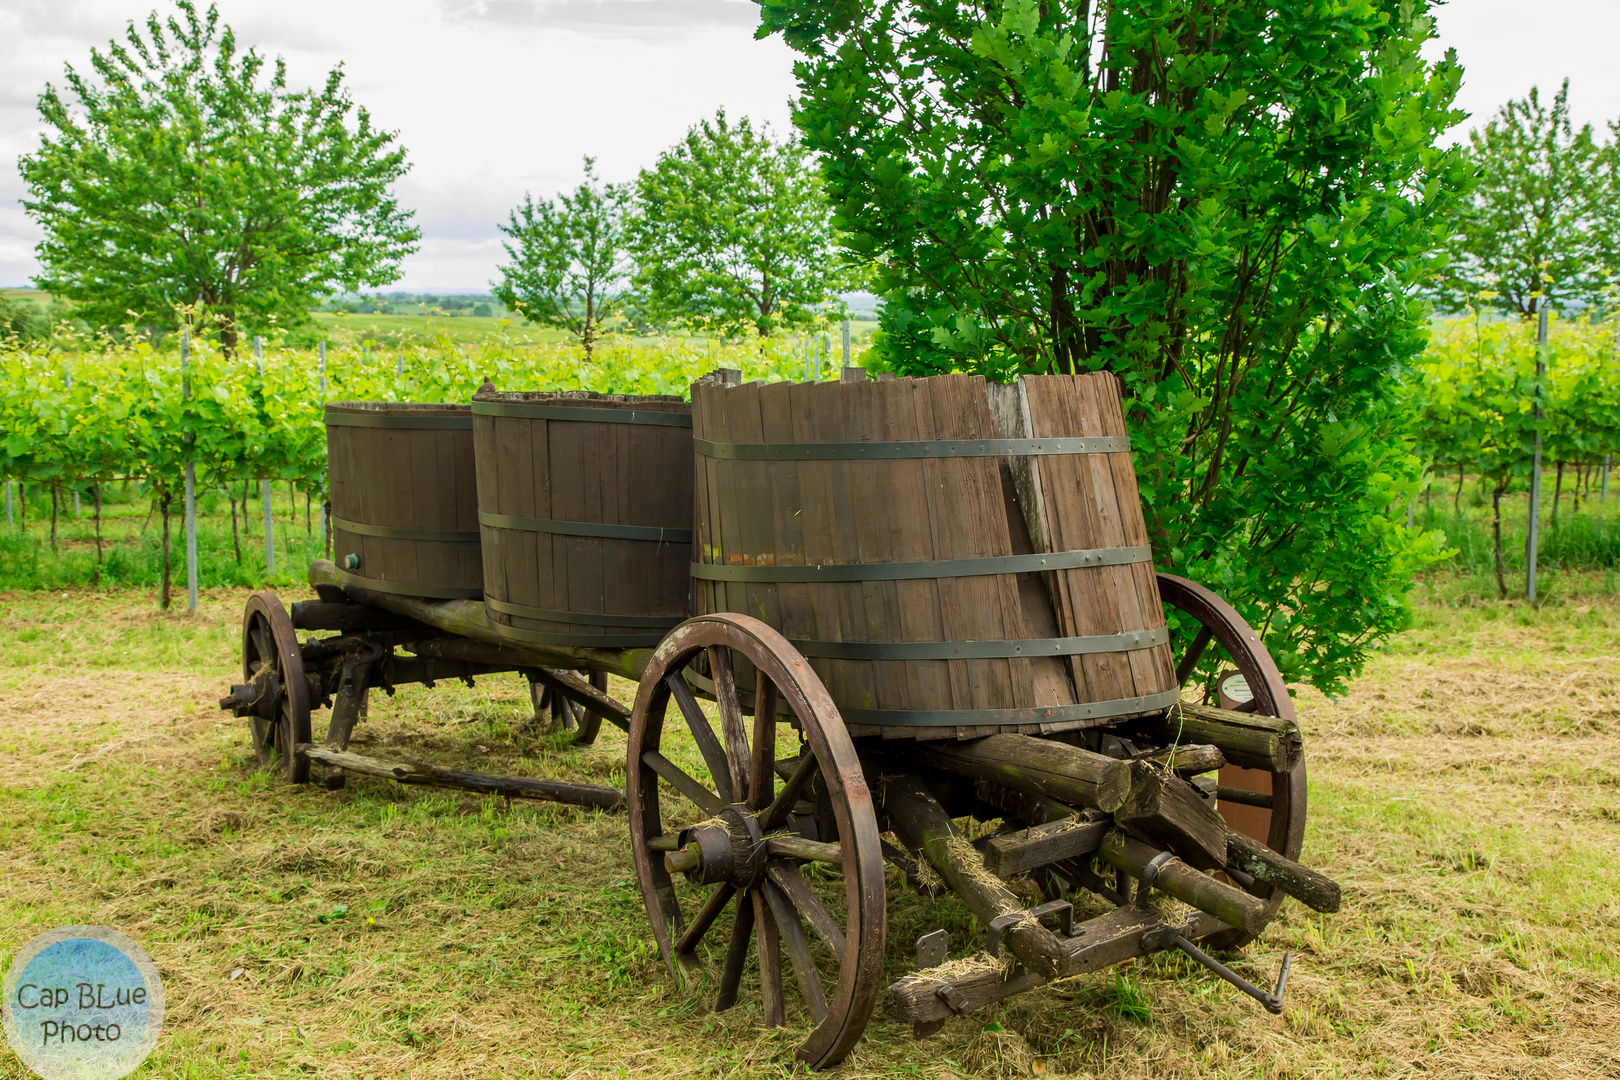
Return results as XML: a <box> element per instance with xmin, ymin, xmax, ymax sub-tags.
<box><xmin>2</xmin><ymin>0</ymin><xmax>1617</xmax><ymax>291</ymax></box>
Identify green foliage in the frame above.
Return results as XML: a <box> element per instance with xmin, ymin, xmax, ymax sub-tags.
<box><xmin>629</xmin><ymin>110</ymin><xmax>849</xmax><ymax>338</ymax></box>
<box><xmin>1409</xmin><ymin>315</ymin><xmax>1620</xmax><ymax>490</ymax></box>
<box><xmin>18</xmin><ymin>1</ymin><xmax>419</xmax><ymax>352</ymax></box>
<box><xmin>762</xmin><ymin>0</ymin><xmax>1469</xmax><ymax>694</ymax></box>
<box><xmin>1431</xmin><ymin>82</ymin><xmax>1620</xmax><ymax>318</ymax></box>
<box><xmin>0</xmin><ymin>330</ymin><xmax>869</xmax><ymax>513</ymax></box>
<box><xmin>493</xmin><ymin>158</ymin><xmax>629</xmax><ymax>359</ymax></box>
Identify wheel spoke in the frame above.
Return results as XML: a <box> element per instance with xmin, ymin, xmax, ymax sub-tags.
<box><xmin>767</xmin><ymin>860</ymin><xmax>845</xmax><ymax>962</ymax></box>
<box><xmin>1175</xmin><ymin>624</ymin><xmax>1214</xmax><ymax>687</ymax></box>
<box><xmin>642</xmin><ymin>750</ymin><xmax>724</xmax><ymax>815</ymax></box>
<box><xmin>708</xmin><ymin>647</ymin><xmax>752</xmax><ymax>805</ymax></box>
<box><xmin>667</xmin><ymin>673</ymin><xmax>735</xmax><ymax>802</ymax></box>
<box><xmin>753</xmin><ymin>889</ymin><xmax>785</xmax><ymax>1027</ymax></box>
<box><xmin>750</xmin><ymin>669</ymin><xmax>777</xmax><ymax>813</ymax></box>
<box><xmin>761</xmin><ymin>753</ymin><xmax>820</xmax><ymax>832</ymax></box>
<box><xmin>763</xmin><ymin>879</ymin><xmax>828</xmax><ymax>1024</ymax></box>
<box><xmin>716</xmin><ymin>889</ymin><xmax>756</xmax><ymax>1012</ymax></box>
<box><xmin>674</xmin><ymin>883</ymin><xmax>736</xmax><ymax>957</ymax></box>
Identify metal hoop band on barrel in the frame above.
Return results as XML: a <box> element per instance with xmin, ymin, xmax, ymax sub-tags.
<box><xmin>330</xmin><ymin>516</ymin><xmax>480</xmax><ymax>543</ymax></box>
<box><xmin>693</xmin><ymin>435</ymin><xmax>1130</xmax><ymax>460</ymax></box>
<box><xmin>690</xmin><ymin>543</ymin><xmax>1151</xmax><ymax>582</ymax></box>
<box><xmin>471</xmin><ymin>401</ymin><xmax>694</xmax><ymax>427</ymax></box>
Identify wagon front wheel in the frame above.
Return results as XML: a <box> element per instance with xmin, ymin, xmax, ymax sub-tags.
<box><xmin>627</xmin><ymin>614</ymin><xmax>886</xmax><ymax>1070</ymax></box>
<box><xmin>239</xmin><ymin>592</ymin><xmax>312</xmax><ymax>784</ymax></box>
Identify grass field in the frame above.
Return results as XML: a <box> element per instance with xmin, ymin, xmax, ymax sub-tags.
<box><xmin>1</xmin><ymin>570</ymin><xmax>1616</xmax><ymax>1079</ymax></box>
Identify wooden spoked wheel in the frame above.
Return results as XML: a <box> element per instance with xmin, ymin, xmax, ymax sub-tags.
<box><xmin>530</xmin><ymin>670</ymin><xmax>607</xmax><ymax>746</ymax></box>
<box><xmin>627</xmin><ymin>614</ymin><xmax>886</xmax><ymax>1070</ymax></box>
<box><xmin>1157</xmin><ymin>573</ymin><xmax>1306</xmax><ymax>948</ymax></box>
<box><xmin>241</xmin><ymin>592</ymin><xmax>312</xmax><ymax>784</ymax></box>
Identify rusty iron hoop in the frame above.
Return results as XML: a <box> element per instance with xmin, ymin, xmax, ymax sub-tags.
<box><xmin>241</xmin><ymin>592</ymin><xmax>312</xmax><ymax>784</ymax></box>
<box><xmin>1157</xmin><ymin>573</ymin><xmax>1307</xmax><ymax>949</ymax></box>
<box><xmin>627</xmin><ymin>613</ymin><xmax>887</xmax><ymax>1070</ymax></box>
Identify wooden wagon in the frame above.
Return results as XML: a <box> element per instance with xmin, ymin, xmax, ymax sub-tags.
<box><xmin>222</xmin><ymin>369</ymin><xmax>1339</xmax><ymax>1068</ymax></box>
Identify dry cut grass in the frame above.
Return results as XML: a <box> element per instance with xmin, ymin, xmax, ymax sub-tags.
<box><xmin>0</xmin><ymin>576</ymin><xmax>1617</xmax><ymax>1079</ymax></box>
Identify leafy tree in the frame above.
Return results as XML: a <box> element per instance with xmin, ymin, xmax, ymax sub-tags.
<box><xmin>493</xmin><ymin>158</ymin><xmax>629</xmax><ymax>359</ymax></box>
<box><xmin>1433</xmin><ymin>81</ymin><xmax>1617</xmax><ymax>318</ymax></box>
<box><xmin>18</xmin><ymin>2</ymin><xmax>418</xmax><ymax>355</ymax></box>
<box><xmin>629</xmin><ymin>110</ymin><xmax>846</xmax><ymax>337</ymax></box>
<box><xmin>760</xmin><ymin>0</ymin><xmax>1471</xmax><ymax>694</ymax></box>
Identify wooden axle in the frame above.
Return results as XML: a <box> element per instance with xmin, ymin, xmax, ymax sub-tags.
<box><xmin>297</xmin><ymin>745</ymin><xmax>625</xmax><ymax>810</ymax></box>
<box><xmin>1096</xmin><ymin>830</ymin><xmax>1268</xmax><ymax>937</ymax></box>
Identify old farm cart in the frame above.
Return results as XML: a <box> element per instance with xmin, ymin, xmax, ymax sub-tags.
<box><xmin>222</xmin><ymin>372</ymin><xmax>1341</xmax><ymax>1069</ymax></box>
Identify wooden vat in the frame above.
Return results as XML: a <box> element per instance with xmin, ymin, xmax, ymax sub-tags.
<box><xmin>325</xmin><ymin>402</ymin><xmax>482</xmax><ymax>600</ymax></box>
<box><xmin>472</xmin><ymin>390</ymin><xmax>694</xmax><ymax>648</ymax></box>
<box><xmin>689</xmin><ymin>372</ymin><xmax>1177</xmax><ymax>739</ymax></box>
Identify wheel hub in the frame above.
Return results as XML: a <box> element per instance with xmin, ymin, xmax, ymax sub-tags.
<box><xmin>670</xmin><ymin>805</ymin><xmax>768</xmax><ymax>889</ymax></box>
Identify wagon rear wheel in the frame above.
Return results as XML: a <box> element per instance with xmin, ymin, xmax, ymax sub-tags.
<box><xmin>240</xmin><ymin>592</ymin><xmax>312</xmax><ymax>784</ymax></box>
<box><xmin>529</xmin><ymin>669</ymin><xmax>607</xmax><ymax>745</ymax></box>
<box><xmin>1157</xmin><ymin>573</ymin><xmax>1306</xmax><ymax>948</ymax></box>
<box><xmin>627</xmin><ymin>614</ymin><xmax>886</xmax><ymax>1070</ymax></box>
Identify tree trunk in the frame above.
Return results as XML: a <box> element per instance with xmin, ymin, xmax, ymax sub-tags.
<box><xmin>16</xmin><ymin>482</ymin><xmax>24</xmax><ymax>534</ymax></box>
<box><xmin>1552</xmin><ymin>461</ymin><xmax>1564</xmax><ymax>524</ymax></box>
<box><xmin>50</xmin><ymin>482</ymin><xmax>59</xmax><ymax>551</ymax></box>
<box><xmin>230</xmin><ymin>485</ymin><xmax>241</xmax><ymax>564</ymax></box>
<box><xmin>1492</xmin><ymin>487</ymin><xmax>1506</xmax><ymax>599</ymax></box>
<box><xmin>160</xmin><ymin>490</ymin><xmax>172</xmax><ymax>610</ymax></box>
<box><xmin>1454</xmin><ymin>463</ymin><xmax>1464</xmax><ymax>512</ymax></box>
<box><xmin>305</xmin><ymin>490</ymin><xmax>311</xmax><ymax>535</ymax></box>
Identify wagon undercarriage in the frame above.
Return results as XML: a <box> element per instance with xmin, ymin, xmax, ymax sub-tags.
<box><xmin>223</xmin><ymin>555</ymin><xmax>1338</xmax><ymax>1068</ymax></box>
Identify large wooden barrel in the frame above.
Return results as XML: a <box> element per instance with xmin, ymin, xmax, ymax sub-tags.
<box><xmin>472</xmin><ymin>390</ymin><xmax>694</xmax><ymax>648</ymax></box>
<box><xmin>325</xmin><ymin>401</ymin><xmax>482</xmax><ymax>600</ymax></box>
<box><xmin>690</xmin><ymin>372</ymin><xmax>1178</xmax><ymax>739</ymax></box>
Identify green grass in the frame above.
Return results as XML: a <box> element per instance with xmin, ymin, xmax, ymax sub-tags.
<box><xmin>0</xmin><ymin>576</ymin><xmax>1615</xmax><ymax>1078</ymax></box>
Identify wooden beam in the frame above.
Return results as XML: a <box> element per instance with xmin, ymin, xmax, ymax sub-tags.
<box><xmin>880</xmin><ymin>773</ymin><xmax>1074</xmax><ymax>980</ymax></box>
<box><xmin>1226</xmin><ymin>831</ymin><xmax>1342</xmax><ymax>913</ymax></box>
<box><xmin>912</xmin><ymin>734</ymin><xmax>1131</xmax><ymax>813</ymax></box>
<box><xmin>297</xmin><ymin>745</ymin><xmax>624</xmax><ymax>810</ymax></box>
<box><xmin>1120</xmin><ymin>703</ymin><xmax>1302</xmax><ymax>773</ymax></box>
<box><xmin>1114</xmin><ymin>760</ymin><xmax>1229</xmax><ymax>871</ymax></box>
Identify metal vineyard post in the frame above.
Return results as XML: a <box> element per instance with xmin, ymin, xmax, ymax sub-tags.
<box><xmin>256</xmin><ymin>335</ymin><xmax>273</xmax><ymax>574</ymax></box>
<box><xmin>182</xmin><ymin>329</ymin><xmax>198</xmax><ymax>612</ymax></box>
<box><xmin>1526</xmin><ymin>305</ymin><xmax>1547</xmax><ymax>604</ymax></box>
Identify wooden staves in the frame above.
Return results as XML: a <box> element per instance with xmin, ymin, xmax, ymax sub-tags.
<box><xmin>472</xmin><ymin>390</ymin><xmax>694</xmax><ymax>650</ymax></box>
<box><xmin>325</xmin><ymin>402</ymin><xmax>482</xmax><ymax>600</ymax></box>
<box><xmin>689</xmin><ymin>373</ymin><xmax>1177</xmax><ymax>739</ymax></box>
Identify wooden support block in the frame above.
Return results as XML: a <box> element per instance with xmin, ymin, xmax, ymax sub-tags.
<box><xmin>913</xmin><ymin>734</ymin><xmax>1131</xmax><ymax>813</ymax></box>
<box><xmin>297</xmin><ymin>745</ymin><xmax>625</xmax><ymax>810</ymax></box>
<box><xmin>1114</xmin><ymin>760</ymin><xmax>1228</xmax><ymax>871</ymax></box>
<box><xmin>1227</xmin><ymin>831</ymin><xmax>1342</xmax><ymax>913</ymax></box>
<box><xmin>1121</xmin><ymin>704</ymin><xmax>1302</xmax><ymax>773</ymax></box>
<box><xmin>982</xmin><ymin>816</ymin><xmax>1110</xmax><ymax>879</ymax></box>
